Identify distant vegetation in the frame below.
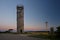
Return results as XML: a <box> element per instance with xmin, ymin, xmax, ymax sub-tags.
<box><xmin>0</xmin><ymin>29</ymin><xmax>13</xmax><ymax>33</ymax></box>
<box><xmin>55</xmin><ymin>26</ymin><xmax>60</xmax><ymax>40</ymax></box>
<box><xmin>28</xmin><ymin>26</ymin><xmax>60</xmax><ymax>40</ymax></box>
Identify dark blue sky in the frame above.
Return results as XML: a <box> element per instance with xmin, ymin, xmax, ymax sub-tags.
<box><xmin>24</xmin><ymin>0</ymin><xmax>60</xmax><ymax>31</ymax></box>
<box><xmin>0</xmin><ymin>0</ymin><xmax>60</xmax><ymax>31</ymax></box>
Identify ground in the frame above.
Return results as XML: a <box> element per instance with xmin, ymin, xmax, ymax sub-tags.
<box><xmin>0</xmin><ymin>33</ymin><xmax>49</xmax><ymax>40</ymax></box>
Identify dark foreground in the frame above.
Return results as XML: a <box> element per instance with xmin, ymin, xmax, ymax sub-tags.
<box><xmin>0</xmin><ymin>33</ymin><xmax>49</xmax><ymax>40</ymax></box>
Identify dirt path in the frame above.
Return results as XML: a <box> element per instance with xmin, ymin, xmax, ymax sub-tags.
<box><xmin>0</xmin><ymin>34</ymin><xmax>49</xmax><ymax>40</ymax></box>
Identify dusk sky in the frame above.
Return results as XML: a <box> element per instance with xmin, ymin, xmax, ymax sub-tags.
<box><xmin>0</xmin><ymin>0</ymin><xmax>60</xmax><ymax>31</ymax></box>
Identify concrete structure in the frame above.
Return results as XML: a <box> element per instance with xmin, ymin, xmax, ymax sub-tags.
<box><xmin>17</xmin><ymin>5</ymin><xmax>24</xmax><ymax>33</ymax></box>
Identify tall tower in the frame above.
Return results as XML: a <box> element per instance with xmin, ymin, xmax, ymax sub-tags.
<box><xmin>45</xmin><ymin>21</ymin><xmax>48</xmax><ymax>31</ymax></box>
<box><xmin>17</xmin><ymin>5</ymin><xmax>24</xmax><ymax>33</ymax></box>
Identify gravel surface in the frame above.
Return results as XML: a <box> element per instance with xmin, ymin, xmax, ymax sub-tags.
<box><xmin>0</xmin><ymin>34</ymin><xmax>49</xmax><ymax>40</ymax></box>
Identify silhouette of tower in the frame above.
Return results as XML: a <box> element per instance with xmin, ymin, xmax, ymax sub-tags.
<box><xmin>17</xmin><ymin>5</ymin><xmax>24</xmax><ymax>33</ymax></box>
<box><xmin>45</xmin><ymin>21</ymin><xmax>48</xmax><ymax>31</ymax></box>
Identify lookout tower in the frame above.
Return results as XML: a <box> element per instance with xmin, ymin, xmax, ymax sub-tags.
<box><xmin>17</xmin><ymin>5</ymin><xmax>24</xmax><ymax>33</ymax></box>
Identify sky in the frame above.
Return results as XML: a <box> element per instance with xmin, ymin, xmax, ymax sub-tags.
<box><xmin>0</xmin><ymin>0</ymin><xmax>60</xmax><ymax>31</ymax></box>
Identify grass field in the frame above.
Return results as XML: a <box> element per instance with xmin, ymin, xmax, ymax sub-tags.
<box><xmin>27</xmin><ymin>32</ymin><xmax>57</xmax><ymax>40</ymax></box>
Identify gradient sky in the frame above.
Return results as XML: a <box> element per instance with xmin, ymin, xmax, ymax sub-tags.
<box><xmin>0</xmin><ymin>0</ymin><xmax>60</xmax><ymax>31</ymax></box>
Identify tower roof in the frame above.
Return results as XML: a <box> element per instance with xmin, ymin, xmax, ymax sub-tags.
<box><xmin>17</xmin><ymin>4</ymin><xmax>23</xmax><ymax>7</ymax></box>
